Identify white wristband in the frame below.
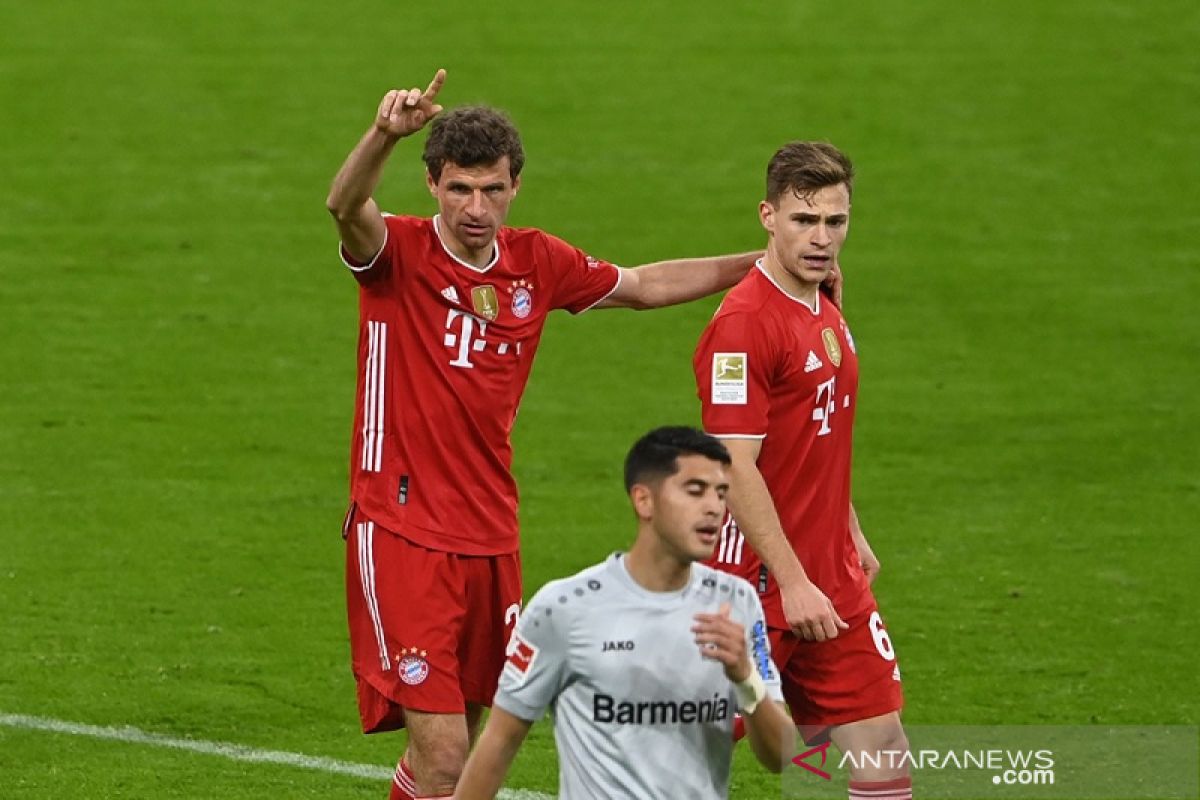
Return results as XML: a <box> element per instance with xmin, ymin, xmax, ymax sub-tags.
<box><xmin>734</xmin><ymin>669</ymin><xmax>767</xmax><ymax>714</ymax></box>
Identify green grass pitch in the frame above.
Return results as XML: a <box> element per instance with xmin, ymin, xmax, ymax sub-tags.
<box><xmin>1</xmin><ymin>0</ymin><xmax>1197</xmax><ymax>797</ymax></box>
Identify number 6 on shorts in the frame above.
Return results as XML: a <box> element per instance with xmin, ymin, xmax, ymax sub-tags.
<box><xmin>868</xmin><ymin>611</ymin><xmax>895</xmax><ymax>661</ymax></box>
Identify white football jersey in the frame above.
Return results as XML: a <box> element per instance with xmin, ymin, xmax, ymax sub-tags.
<box><xmin>495</xmin><ymin>553</ymin><xmax>782</xmax><ymax>799</ymax></box>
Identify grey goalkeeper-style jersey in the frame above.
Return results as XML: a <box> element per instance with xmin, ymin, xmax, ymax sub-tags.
<box><xmin>494</xmin><ymin>553</ymin><xmax>783</xmax><ymax>799</ymax></box>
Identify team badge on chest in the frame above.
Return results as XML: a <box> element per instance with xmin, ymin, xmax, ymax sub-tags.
<box><xmin>821</xmin><ymin>327</ymin><xmax>842</xmax><ymax>367</ymax></box>
<box><xmin>508</xmin><ymin>279</ymin><xmax>534</xmax><ymax>319</ymax></box>
<box><xmin>471</xmin><ymin>285</ymin><xmax>499</xmax><ymax>321</ymax></box>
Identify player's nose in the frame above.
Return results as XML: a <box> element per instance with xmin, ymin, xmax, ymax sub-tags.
<box><xmin>812</xmin><ymin>222</ymin><xmax>832</xmax><ymax>247</ymax></box>
<box><xmin>467</xmin><ymin>190</ymin><xmax>485</xmax><ymax>215</ymax></box>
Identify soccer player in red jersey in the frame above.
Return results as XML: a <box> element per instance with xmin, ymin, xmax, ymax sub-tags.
<box><xmin>696</xmin><ymin>142</ymin><xmax>912</xmax><ymax>800</ymax></box>
<box><xmin>326</xmin><ymin>69</ymin><xmax>769</xmax><ymax>799</ymax></box>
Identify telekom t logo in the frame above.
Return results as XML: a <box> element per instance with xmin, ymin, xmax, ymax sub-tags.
<box><xmin>812</xmin><ymin>376</ymin><xmax>836</xmax><ymax>436</ymax></box>
<box><xmin>792</xmin><ymin>740</ymin><xmax>833</xmax><ymax>780</ymax></box>
<box><xmin>444</xmin><ymin>309</ymin><xmax>522</xmax><ymax>368</ymax></box>
<box><xmin>444</xmin><ymin>309</ymin><xmax>488</xmax><ymax>368</ymax></box>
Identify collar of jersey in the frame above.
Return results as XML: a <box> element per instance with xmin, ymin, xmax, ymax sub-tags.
<box><xmin>432</xmin><ymin>215</ymin><xmax>500</xmax><ymax>273</ymax></box>
<box><xmin>608</xmin><ymin>552</ymin><xmax>697</xmax><ymax>602</ymax></box>
<box><xmin>754</xmin><ymin>259</ymin><xmax>821</xmax><ymax>316</ymax></box>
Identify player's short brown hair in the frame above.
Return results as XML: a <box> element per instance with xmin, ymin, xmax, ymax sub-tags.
<box><xmin>766</xmin><ymin>141</ymin><xmax>854</xmax><ymax>204</ymax></box>
<box><xmin>423</xmin><ymin>106</ymin><xmax>526</xmax><ymax>183</ymax></box>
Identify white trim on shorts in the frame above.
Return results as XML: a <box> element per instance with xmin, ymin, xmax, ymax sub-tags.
<box><xmin>356</xmin><ymin>521</ymin><xmax>391</xmax><ymax>672</ymax></box>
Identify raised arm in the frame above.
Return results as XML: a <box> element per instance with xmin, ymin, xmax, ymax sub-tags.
<box><xmin>722</xmin><ymin>437</ymin><xmax>848</xmax><ymax>642</ymax></box>
<box><xmin>326</xmin><ymin>69</ymin><xmax>446</xmax><ymax>262</ymax></box>
<box><xmin>595</xmin><ymin>251</ymin><xmax>760</xmax><ymax>310</ymax></box>
<box><xmin>452</xmin><ymin>706</ymin><xmax>533</xmax><ymax>800</ymax></box>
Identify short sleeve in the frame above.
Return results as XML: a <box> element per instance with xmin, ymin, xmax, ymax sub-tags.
<box><xmin>538</xmin><ymin>233</ymin><xmax>621</xmax><ymax>314</ymax></box>
<box><xmin>339</xmin><ymin>214</ymin><xmax>415</xmax><ymax>289</ymax></box>
<box><xmin>693</xmin><ymin>311</ymin><xmax>774</xmax><ymax>438</ymax></box>
<box><xmin>492</xmin><ymin>585</ymin><xmax>572</xmax><ymax>722</ymax></box>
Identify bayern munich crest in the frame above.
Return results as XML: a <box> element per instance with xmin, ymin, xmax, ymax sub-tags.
<box><xmin>512</xmin><ymin>288</ymin><xmax>532</xmax><ymax>318</ymax></box>
<box><xmin>396</xmin><ymin>647</ymin><xmax>430</xmax><ymax>685</ymax></box>
<box><xmin>508</xmin><ymin>280</ymin><xmax>534</xmax><ymax>319</ymax></box>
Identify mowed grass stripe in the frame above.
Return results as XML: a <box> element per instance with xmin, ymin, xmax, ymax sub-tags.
<box><xmin>0</xmin><ymin>713</ymin><xmax>554</xmax><ymax>800</ymax></box>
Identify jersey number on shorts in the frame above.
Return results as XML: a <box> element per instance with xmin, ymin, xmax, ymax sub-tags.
<box><xmin>868</xmin><ymin>611</ymin><xmax>895</xmax><ymax>661</ymax></box>
<box><xmin>503</xmin><ymin>603</ymin><xmax>522</xmax><ymax>655</ymax></box>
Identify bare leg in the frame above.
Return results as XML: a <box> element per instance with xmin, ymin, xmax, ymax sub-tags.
<box><xmin>830</xmin><ymin>711</ymin><xmax>909</xmax><ymax>782</ymax></box>
<box><xmin>402</xmin><ymin>710</ymin><xmax>470</xmax><ymax>796</ymax></box>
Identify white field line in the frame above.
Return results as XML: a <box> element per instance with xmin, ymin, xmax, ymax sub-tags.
<box><xmin>0</xmin><ymin>712</ymin><xmax>553</xmax><ymax>800</ymax></box>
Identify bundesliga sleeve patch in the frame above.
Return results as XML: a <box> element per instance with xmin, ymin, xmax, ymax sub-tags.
<box><xmin>503</xmin><ymin>632</ymin><xmax>539</xmax><ymax>683</ymax></box>
<box><xmin>711</xmin><ymin>353</ymin><xmax>748</xmax><ymax>405</ymax></box>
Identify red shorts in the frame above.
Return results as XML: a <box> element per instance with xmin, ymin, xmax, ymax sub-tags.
<box><xmin>770</xmin><ymin>602</ymin><xmax>904</xmax><ymax>739</ymax></box>
<box><xmin>344</xmin><ymin>508</ymin><xmax>522</xmax><ymax>733</ymax></box>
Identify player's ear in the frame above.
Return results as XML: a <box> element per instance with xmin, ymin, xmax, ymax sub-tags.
<box><xmin>759</xmin><ymin>200</ymin><xmax>775</xmax><ymax>234</ymax></box>
<box><xmin>426</xmin><ymin>171</ymin><xmax>438</xmax><ymax>195</ymax></box>
<box><xmin>512</xmin><ymin>175</ymin><xmax>521</xmax><ymax>195</ymax></box>
<box><xmin>629</xmin><ymin>484</ymin><xmax>654</xmax><ymax>521</ymax></box>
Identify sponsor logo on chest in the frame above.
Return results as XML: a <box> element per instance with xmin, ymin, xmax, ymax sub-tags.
<box><xmin>593</xmin><ymin>693</ymin><xmax>731</xmax><ymax>725</ymax></box>
<box><xmin>601</xmin><ymin>639</ymin><xmax>635</xmax><ymax>653</ymax></box>
<box><xmin>439</xmin><ymin>278</ymin><xmax>541</xmax><ymax>368</ymax></box>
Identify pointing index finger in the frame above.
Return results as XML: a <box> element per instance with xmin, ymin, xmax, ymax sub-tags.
<box><xmin>423</xmin><ymin>68</ymin><xmax>447</xmax><ymax>102</ymax></box>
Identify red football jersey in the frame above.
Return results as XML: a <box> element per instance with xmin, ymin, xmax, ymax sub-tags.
<box><xmin>343</xmin><ymin>214</ymin><xmax>620</xmax><ymax>556</ymax></box>
<box><xmin>695</xmin><ymin>262</ymin><xmax>872</xmax><ymax>628</ymax></box>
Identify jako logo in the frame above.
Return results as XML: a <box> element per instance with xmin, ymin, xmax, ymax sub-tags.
<box><xmin>792</xmin><ymin>740</ymin><xmax>833</xmax><ymax>780</ymax></box>
<box><xmin>602</xmin><ymin>640</ymin><xmax>634</xmax><ymax>652</ymax></box>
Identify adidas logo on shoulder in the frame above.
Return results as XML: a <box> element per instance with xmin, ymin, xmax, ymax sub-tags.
<box><xmin>804</xmin><ymin>350</ymin><xmax>823</xmax><ymax>373</ymax></box>
<box><xmin>441</xmin><ymin>286</ymin><xmax>460</xmax><ymax>304</ymax></box>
